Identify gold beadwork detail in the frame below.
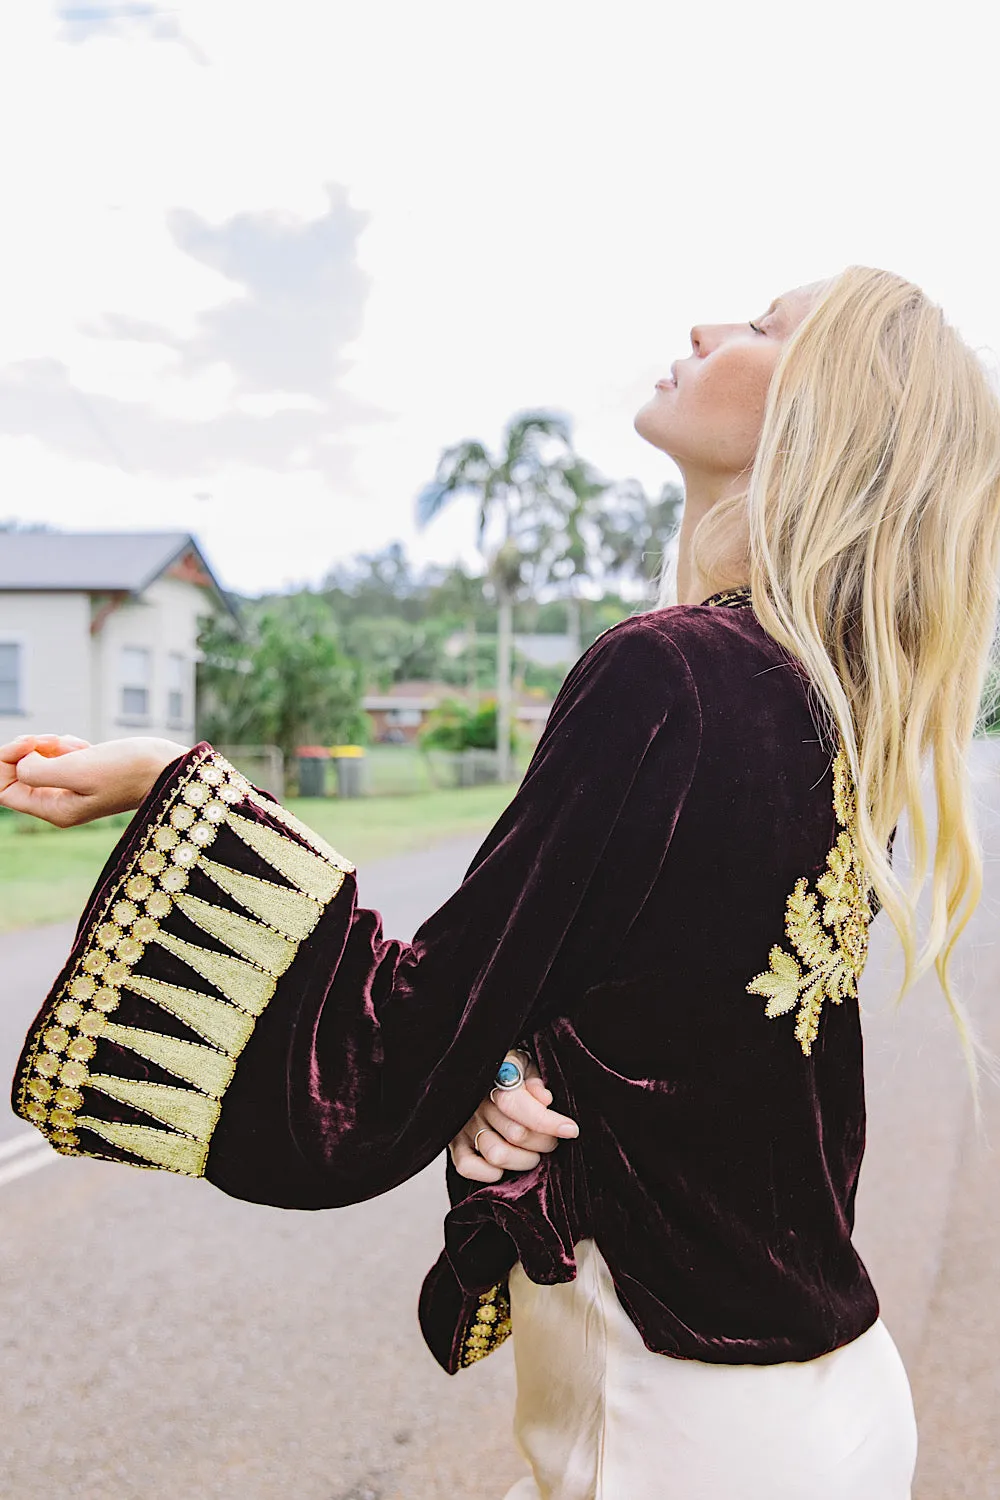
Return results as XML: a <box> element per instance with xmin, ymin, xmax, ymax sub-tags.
<box><xmin>82</xmin><ymin>950</ymin><xmax>109</xmax><ymax>974</ymax></box>
<box><xmin>170</xmin><ymin>803</ymin><xmax>196</xmax><ymax>830</ymax></box>
<box><xmin>55</xmin><ymin>1001</ymin><xmax>84</xmax><ymax>1027</ymax></box>
<box><xmin>746</xmin><ymin>744</ymin><xmax>874</xmax><ymax>1056</ymax></box>
<box><xmin>125</xmin><ymin>874</ymin><xmax>154</xmax><ymax>901</ymax></box>
<box><xmin>111</xmin><ymin>900</ymin><xmax>139</xmax><ymax>927</ymax></box>
<box><xmin>459</xmin><ymin>1282</ymin><xmax>513</xmax><ymax>1367</ymax></box>
<box><xmin>145</xmin><ymin>890</ymin><xmax>172</xmax><ymax>918</ymax></box>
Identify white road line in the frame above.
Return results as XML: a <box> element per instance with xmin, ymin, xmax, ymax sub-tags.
<box><xmin>0</xmin><ymin>1131</ymin><xmax>45</xmax><ymax>1164</ymax></box>
<box><xmin>0</xmin><ymin>1143</ymin><xmax>59</xmax><ymax>1190</ymax></box>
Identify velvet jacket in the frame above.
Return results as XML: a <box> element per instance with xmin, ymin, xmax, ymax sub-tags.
<box><xmin>12</xmin><ymin>586</ymin><xmax>883</xmax><ymax>1374</ymax></box>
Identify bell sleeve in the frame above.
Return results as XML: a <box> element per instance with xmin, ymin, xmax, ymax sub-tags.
<box><xmin>11</xmin><ymin>616</ymin><xmax>702</xmax><ymax>1209</ymax></box>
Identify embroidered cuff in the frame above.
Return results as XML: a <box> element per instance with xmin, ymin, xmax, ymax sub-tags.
<box><xmin>13</xmin><ymin>746</ymin><xmax>353</xmax><ymax>1178</ymax></box>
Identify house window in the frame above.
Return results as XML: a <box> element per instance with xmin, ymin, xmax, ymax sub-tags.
<box><xmin>120</xmin><ymin>647</ymin><xmax>151</xmax><ymax>719</ymax></box>
<box><xmin>167</xmin><ymin>652</ymin><xmax>186</xmax><ymax>725</ymax></box>
<box><xmin>0</xmin><ymin>642</ymin><xmax>21</xmax><ymax>713</ymax></box>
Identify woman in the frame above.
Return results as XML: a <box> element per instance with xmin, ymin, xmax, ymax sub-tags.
<box><xmin>6</xmin><ymin>267</ymin><xmax>1000</xmax><ymax>1499</ymax></box>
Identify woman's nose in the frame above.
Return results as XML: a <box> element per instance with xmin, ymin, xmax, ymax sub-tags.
<box><xmin>690</xmin><ymin>322</ymin><xmax>741</xmax><ymax>356</ymax></box>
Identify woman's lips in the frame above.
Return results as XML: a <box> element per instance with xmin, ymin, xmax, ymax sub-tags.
<box><xmin>655</xmin><ymin>362</ymin><xmax>679</xmax><ymax>391</ymax></box>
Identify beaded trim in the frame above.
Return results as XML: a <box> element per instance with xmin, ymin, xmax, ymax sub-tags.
<box><xmin>702</xmin><ymin>585</ymin><xmax>753</xmax><ymax>608</ymax></box>
<box><xmin>14</xmin><ymin>748</ymin><xmax>354</xmax><ymax>1174</ymax></box>
<box><xmin>745</xmin><ymin>744</ymin><xmax>874</xmax><ymax>1055</ymax></box>
<box><xmin>459</xmin><ymin>1281</ymin><xmax>512</xmax><ymax>1367</ymax></box>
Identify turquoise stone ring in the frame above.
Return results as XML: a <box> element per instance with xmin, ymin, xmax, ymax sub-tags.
<box><xmin>494</xmin><ymin>1057</ymin><xmax>525</xmax><ymax>1090</ymax></box>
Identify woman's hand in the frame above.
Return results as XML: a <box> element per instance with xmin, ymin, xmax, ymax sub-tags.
<box><xmin>0</xmin><ymin>734</ymin><xmax>187</xmax><ymax>827</ymax></box>
<box><xmin>449</xmin><ymin>1052</ymin><xmax>580</xmax><ymax>1184</ymax></box>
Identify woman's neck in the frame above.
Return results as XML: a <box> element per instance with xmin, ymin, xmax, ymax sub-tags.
<box><xmin>673</xmin><ymin>466</ymin><xmax>750</xmax><ymax>605</ymax></box>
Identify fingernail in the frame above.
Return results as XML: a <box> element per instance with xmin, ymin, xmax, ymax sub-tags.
<box><xmin>559</xmin><ymin>1123</ymin><xmax>579</xmax><ymax>1138</ymax></box>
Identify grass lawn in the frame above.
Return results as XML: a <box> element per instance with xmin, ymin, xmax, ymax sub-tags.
<box><xmin>0</xmin><ymin>782</ymin><xmax>516</xmax><ymax>934</ymax></box>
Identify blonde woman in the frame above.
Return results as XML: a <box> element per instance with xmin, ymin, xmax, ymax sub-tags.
<box><xmin>6</xmin><ymin>267</ymin><xmax>1000</xmax><ymax>1499</ymax></box>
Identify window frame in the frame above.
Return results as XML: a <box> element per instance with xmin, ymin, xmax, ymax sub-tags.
<box><xmin>118</xmin><ymin>645</ymin><xmax>152</xmax><ymax>724</ymax></box>
<box><xmin>0</xmin><ymin>637</ymin><xmax>25</xmax><ymax>716</ymax></box>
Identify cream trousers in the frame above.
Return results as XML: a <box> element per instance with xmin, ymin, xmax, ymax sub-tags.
<box><xmin>503</xmin><ymin>1239</ymin><xmax>917</xmax><ymax>1500</ymax></box>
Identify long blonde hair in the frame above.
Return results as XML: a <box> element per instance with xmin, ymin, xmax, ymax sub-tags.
<box><xmin>686</xmin><ymin>267</ymin><xmax>1000</xmax><ymax>1106</ymax></box>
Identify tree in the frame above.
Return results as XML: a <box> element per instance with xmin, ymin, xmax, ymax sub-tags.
<box><xmin>531</xmin><ymin>455</ymin><xmax>611</xmax><ymax>657</ymax></box>
<box><xmin>197</xmin><ymin>595</ymin><xmax>365</xmax><ymax>784</ymax></box>
<box><xmin>599</xmin><ymin>479</ymin><xmax>685</xmax><ymax>596</ymax></box>
<box><xmin>417</xmin><ymin>410</ymin><xmax>576</xmax><ymax>781</ymax></box>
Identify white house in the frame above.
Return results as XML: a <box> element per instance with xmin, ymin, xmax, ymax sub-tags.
<box><xmin>0</xmin><ymin>531</ymin><xmax>229</xmax><ymax>749</ymax></box>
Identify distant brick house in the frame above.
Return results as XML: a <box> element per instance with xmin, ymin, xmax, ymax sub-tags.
<box><xmin>0</xmin><ymin>531</ymin><xmax>229</xmax><ymax>748</ymax></box>
<box><xmin>362</xmin><ymin>680</ymin><xmax>554</xmax><ymax>745</ymax></box>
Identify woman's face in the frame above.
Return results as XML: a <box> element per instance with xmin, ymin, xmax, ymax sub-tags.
<box><xmin>635</xmin><ymin>284</ymin><xmax>820</xmax><ymax>477</ymax></box>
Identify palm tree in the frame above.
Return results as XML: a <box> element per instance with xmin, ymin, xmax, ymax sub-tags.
<box><xmin>599</xmin><ymin>479</ymin><xmax>685</xmax><ymax>597</ymax></box>
<box><xmin>417</xmin><ymin>410</ymin><xmax>574</xmax><ymax>781</ymax></box>
<box><xmin>539</xmin><ymin>455</ymin><xmax>611</xmax><ymax>657</ymax></box>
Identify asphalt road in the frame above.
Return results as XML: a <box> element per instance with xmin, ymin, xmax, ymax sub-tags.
<box><xmin>2</xmin><ymin>753</ymin><xmax>1000</xmax><ymax>1500</ymax></box>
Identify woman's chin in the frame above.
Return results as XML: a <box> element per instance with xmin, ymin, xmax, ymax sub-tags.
<box><xmin>633</xmin><ymin>401</ymin><xmax>675</xmax><ymax>455</ymax></box>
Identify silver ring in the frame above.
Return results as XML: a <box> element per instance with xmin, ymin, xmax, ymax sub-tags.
<box><xmin>489</xmin><ymin>1086</ymin><xmax>501</xmax><ymax>1105</ymax></box>
<box><xmin>473</xmin><ymin>1128</ymin><xmax>488</xmax><ymax>1156</ymax></box>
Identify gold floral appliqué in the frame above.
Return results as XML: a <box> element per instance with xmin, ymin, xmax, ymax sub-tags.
<box><xmin>746</xmin><ymin>744</ymin><xmax>873</xmax><ymax>1056</ymax></box>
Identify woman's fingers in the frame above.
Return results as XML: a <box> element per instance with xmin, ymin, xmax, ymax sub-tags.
<box><xmin>448</xmin><ymin>1062</ymin><xmax>582</xmax><ymax>1183</ymax></box>
<box><xmin>493</xmin><ymin>1074</ymin><xmax>580</xmax><ymax>1141</ymax></box>
<box><xmin>466</xmin><ymin>1120</ymin><xmax>542</xmax><ymax>1173</ymax></box>
<box><xmin>449</xmin><ymin>1130</ymin><xmax>504</xmax><ymax>1183</ymax></box>
<box><xmin>0</xmin><ymin>778</ymin><xmax>86</xmax><ymax>826</ymax></box>
<box><xmin>4</xmin><ymin>737</ymin><xmax>186</xmax><ymax>826</ymax></box>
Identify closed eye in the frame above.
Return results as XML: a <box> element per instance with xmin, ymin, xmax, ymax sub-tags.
<box><xmin>748</xmin><ymin>320</ymin><xmax>766</xmax><ymax>335</ymax></box>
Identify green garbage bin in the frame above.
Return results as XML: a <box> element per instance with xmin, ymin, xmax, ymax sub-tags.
<box><xmin>296</xmin><ymin>747</ymin><xmax>329</xmax><ymax>797</ymax></box>
<box><xmin>330</xmin><ymin>745</ymin><xmax>365</xmax><ymax>799</ymax></box>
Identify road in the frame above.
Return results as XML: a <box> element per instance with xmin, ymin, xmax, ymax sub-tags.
<box><xmin>2</xmin><ymin>754</ymin><xmax>1000</xmax><ymax>1499</ymax></box>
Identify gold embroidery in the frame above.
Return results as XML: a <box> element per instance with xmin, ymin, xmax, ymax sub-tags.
<box><xmin>77</xmin><ymin>1116</ymin><xmax>209</xmax><ymax>1176</ymax></box>
<box><xmin>227</xmin><ymin>812</ymin><xmax>349</xmax><ymax>904</ymax></box>
<box><xmin>100</xmin><ymin>1022</ymin><xmax>235</xmax><ymax>1098</ymax></box>
<box><xmin>86</xmin><ymin>1074</ymin><xmax>221</xmax><ymax>1142</ymax></box>
<box><xmin>199</xmin><ymin>857</ymin><xmax>324</xmax><ymax>942</ymax></box>
<box><xmin>174</xmin><ymin>891</ymin><xmax>298</xmax><ymax>978</ymax></box>
<box><xmin>123</xmin><ymin>973</ymin><xmax>256</xmax><ymax>1055</ymax></box>
<box><xmin>459</xmin><ymin>1282</ymin><xmax>513</xmax><ymax>1367</ymax></box>
<box><xmin>151</xmin><ymin>930</ymin><xmax>277</xmax><ymax>1016</ymax></box>
<box><xmin>746</xmin><ymin>744</ymin><xmax>873</xmax><ymax>1055</ymax></box>
<box><xmin>14</xmin><ymin>749</ymin><xmax>353</xmax><ymax>1175</ymax></box>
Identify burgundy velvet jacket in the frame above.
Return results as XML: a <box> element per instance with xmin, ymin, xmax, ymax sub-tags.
<box><xmin>13</xmin><ymin>586</ymin><xmax>883</xmax><ymax>1373</ymax></box>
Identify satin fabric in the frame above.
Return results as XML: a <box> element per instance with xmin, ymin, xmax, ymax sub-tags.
<box><xmin>503</xmin><ymin>1240</ymin><xmax>918</xmax><ymax>1500</ymax></box>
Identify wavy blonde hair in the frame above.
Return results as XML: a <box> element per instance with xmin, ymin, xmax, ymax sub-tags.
<box><xmin>682</xmin><ymin>266</ymin><xmax>1000</xmax><ymax>1109</ymax></box>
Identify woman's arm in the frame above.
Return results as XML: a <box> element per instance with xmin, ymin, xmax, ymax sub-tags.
<box><xmin>10</xmin><ymin>617</ymin><xmax>701</xmax><ymax>1210</ymax></box>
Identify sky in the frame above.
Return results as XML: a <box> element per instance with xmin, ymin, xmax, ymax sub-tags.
<box><xmin>1</xmin><ymin>1</ymin><xmax>999</xmax><ymax>595</ymax></box>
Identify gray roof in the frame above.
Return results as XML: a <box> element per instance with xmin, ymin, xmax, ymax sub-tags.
<box><xmin>0</xmin><ymin>531</ymin><xmax>223</xmax><ymax>597</ymax></box>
